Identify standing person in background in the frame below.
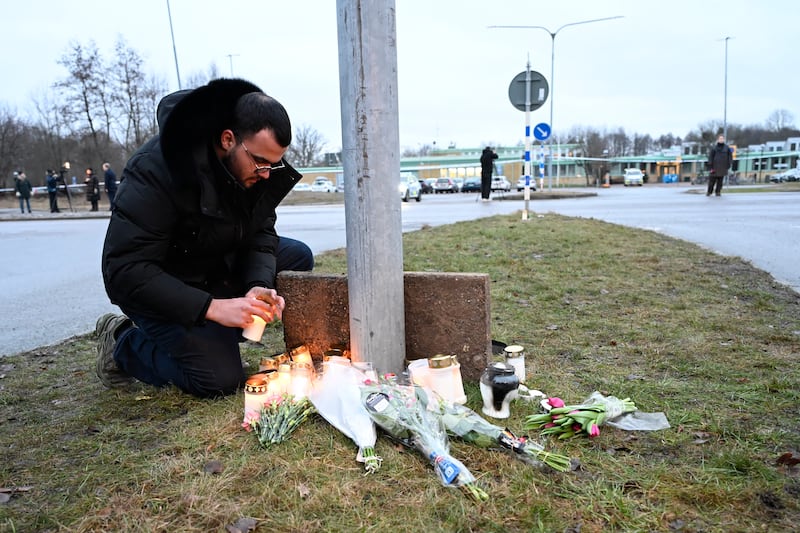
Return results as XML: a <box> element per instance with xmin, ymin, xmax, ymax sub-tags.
<box><xmin>102</xmin><ymin>162</ymin><xmax>118</xmax><ymax>210</ymax></box>
<box><xmin>707</xmin><ymin>134</ymin><xmax>732</xmax><ymax>197</ymax></box>
<box><xmin>480</xmin><ymin>146</ymin><xmax>498</xmax><ymax>202</ymax></box>
<box><xmin>46</xmin><ymin>170</ymin><xmax>61</xmax><ymax>213</ymax></box>
<box><xmin>85</xmin><ymin>167</ymin><xmax>100</xmax><ymax>211</ymax></box>
<box><xmin>15</xmin><ymin>171</ymin><xmax>33</xmax><ymax>214</ymax></box>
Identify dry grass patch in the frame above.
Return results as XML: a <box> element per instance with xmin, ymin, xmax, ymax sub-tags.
<box><xmin>2</xmin><ymin>212</ymin><xmax>799</xmax><ymax>532</ymax></box>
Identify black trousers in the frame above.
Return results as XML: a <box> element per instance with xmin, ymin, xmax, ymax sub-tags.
<box><xmin>480</xmin><ymin>174</ymin><xmax>492</xmax><ymax>199</ymax></box>
<box><xmin>48</xmin><ymin>191</ymin><xmax>59</xmax><ymax>212</ymax></box>
<box><xmin>707</xmin><ymin>175</ymin><xmax>724</xmax><ymax>195</ymax></box>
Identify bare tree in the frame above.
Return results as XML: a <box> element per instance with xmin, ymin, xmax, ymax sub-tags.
<box><xmin>30</xmin><ymin>90</ymin><xmax>71</xmax><ymax>168</ymax></box>
<box><xmin>567</xmin><ymin>126</ymin><xmax>606</xmax><ymax>185</ymax></box>
<box><xmin>402</xmin><ymin>144</ymin><xmax>433</xmax><ymax>157</ymax></box>
<box><xmin>607</xmin><ymin>128</ymin><xmax>630</xmax><ymax>157</ymax></box>
<box><xmin>55</xmin><ymin>40</ymin><xmax>108</xmax><ymax>159</ymax></box>
<box><xmin>632</xmin><ymin>133</ymin><xmax>652</xmax><ymax>155</ymax></box>
<box><xmin>0</xmin><ymin>106</ymin><xmax>26</xmax><ymax>188</ymax></box>
<box><xmin>184</xmin><ymin>63</ymin><xmax>222</xmax><ymax>90</ymax></box>
<box><xmin>766</xmin><ymin>109</ymin><xmax>795</xmax><ymax>132</ymax></box>
<box><xmin>286</xmin><ymin>124</ymin><xmax>327</xmax><ymax>167</ymax></box>
<box><xmin>110</xmin><ymin>37</ymin><xmax>161</xmax><ymax>153</ymax></box>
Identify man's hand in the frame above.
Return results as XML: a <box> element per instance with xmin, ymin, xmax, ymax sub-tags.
<box><xmin>205</xmin><ymin>287</ymin><xmax>285</xmax><ymax>328</ymax></box>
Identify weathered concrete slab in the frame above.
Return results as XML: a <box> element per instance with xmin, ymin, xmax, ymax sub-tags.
<box><xmin>277</xmin><ymin>271</ymin><xmax>491</xmax><ymax>380</ymax></box>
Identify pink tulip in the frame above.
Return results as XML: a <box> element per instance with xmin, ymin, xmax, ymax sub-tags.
<box><xmin>544</xmin><ymin>422</ymin><xmax>556</xmax><ymax>429</ymax></box>
<box><xmin>589</xmin><ymin>423</ymin><xmax>600</xmax><ymax>437</ymax></box>
<box><xmin>548</xmin><ymin>397</ymin><xmax>565</xmax><ymax>408</ymax></box>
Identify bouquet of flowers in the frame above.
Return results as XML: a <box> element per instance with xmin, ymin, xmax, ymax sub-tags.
<box><xmin>415</xmin><ymin>388</ymin><xmax>572</xmax><ymax>472</ymax></box>
<box><xmin>524</xmin><ymin>392</ymin><xmax>637</xmax><ymax>439</ymax></box>
<box><xmin>242</xmin><ymin>393</ymin><xmax>315</xmax><ymax>448</ymax></box>
<box><xmin>360</xmin><ymin>378</ymin><xmax>489</xmax><ymax>501</ymax></box>
<box><xmin>308</xmin><ymin>364</ymin><xmax>381</xmax><ymax>474</ymax></box>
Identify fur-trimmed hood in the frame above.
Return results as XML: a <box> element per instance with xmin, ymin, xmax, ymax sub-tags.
<box><xmin>155</xmin><ymin>78</ymin><xmax>301</xmax><ymax>190</ymax></box>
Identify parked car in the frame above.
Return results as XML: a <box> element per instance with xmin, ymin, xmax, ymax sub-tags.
<box><xmin>490</xmin><ymin>175</ymin><xmax>511</xmax><ymax>192</ymax></box>
<box><xmin>770</xmin><ymin>168</ymin><xmax>800</xmax><ymax>183</ymax></box>
<box><xmin>623</xmin><ymin>168</ymin><xmax>644</xmax><ymax>186</ymax></box>
<box><xmin>418</xmin><ymin>179</ymin><xmax>433</xmax><ymax>194</ymax></box>
<box><xmin>452</xmin><ymin>177</ymin><xmax>464</xmax><ymax>192</ymax></box>
<box><xmin>432</xmin><ymin>177</ymin><xmax>459</xmax><ymax>193</ymax></box>
<box><xmin>461</xmin><ymin>177</ymin><xmax>481</xmax><ymax>193</ymax></box>
<box><xmin>399</xmin><ymin>172</ymin><xmax>422</xmax><ymax>202</ymax></box>
<box><xmin>293</xmin><ymin>183</ymin><xmax>312</xmax><ymax>192</ymax></box>
<box><xmin>310</xmin><ymin>177</ymin><xmax>336</xmax><ymax>192</ymax></box>
<box><xmin>515</xmin><ymin>176</ymin><xmax>536</xmax><ymax>191</ymax></box>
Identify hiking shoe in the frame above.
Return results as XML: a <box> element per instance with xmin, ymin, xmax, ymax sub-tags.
<box><xmin>95</xmin><ymin>313</ymin><xmax>134</xmax><ymax>388</ymax></box>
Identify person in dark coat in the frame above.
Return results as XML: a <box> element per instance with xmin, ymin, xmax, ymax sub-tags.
<box><xmin>46</xmin><ymin>170</ymin><xmax>60</xmax><ymax>213</ymax></box>
<box><xmin>479</xmin><ymin>146</ymin><xmax>498</xmax><ymax>201</ymax></box>
<box><xmin>707</xmin><ymin>134</ymin><xmax>732</xmax><ymax>196</ymax></box>
<box><xmin>96</xmin><ymin>78</ymin><xmax>314</xmax><ymax>398</ymax></box>
<box><xmin>84</xmin><ymin>167</ymin><xmax>100</xmax><ymax>211</ymax></box>
<box><xmin>102</xmin><ymin>162</ymin><xmax>118</xmax><ymax>210</ymax></box>
<box><xmin>14</xmin><ymin>171</ymin><xmax>33</xmax><ymax>213</ymax></box>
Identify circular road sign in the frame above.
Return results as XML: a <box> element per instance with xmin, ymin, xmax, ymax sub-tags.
<box><xmin>508</xmin><ymin>70</ymin><xmax>549</xmax><ymax>112</ymax></box>
<box><xmin>533</xmin><ymin>123</ymin><xmax>551</xmax><ymax>141</ymax></box>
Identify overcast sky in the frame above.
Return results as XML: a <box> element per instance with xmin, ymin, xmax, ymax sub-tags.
<box><xmin>2</xmin><ymin>0</ymin><xmax>798</xmax><ymax>152</ymax></box>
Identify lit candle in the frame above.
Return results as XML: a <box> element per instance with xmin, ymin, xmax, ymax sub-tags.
<box><xmin>290</xmin><ymin>344</ymin><xmax>313</xmax><ymax>366</ymax></box>
<box><xmin>243</xmin><ymin>375</ymin><xmax>269</xmax><ymax>420</ymax></box>
<box><xmin>265</xmin><ymin>372</ymin><xmax>280</xmax><ymax>395</ymax></box>
<box><xmin>276</xmin><ymin>363</ymin><xmax>292</xmax><ymax>394</ymax></box>
<box><xmin>259</xmin><ymin>356</ymin><xmax>278</xmax><ymax>373</ymax></box>
<box><xmin>242</xmin><ymin>315</ymin><xmax>266</xmax><ymax>342</ymax></box>
<box><xmin>289</xmin><ymin>363</ymin><xmax>313</xmax><ymax>400</ymax></box>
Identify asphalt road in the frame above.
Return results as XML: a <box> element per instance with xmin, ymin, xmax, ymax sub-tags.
<box><xmin>1</xmin><ymin>184</ymin><xmax>796</xmax><ymax>356</ymax></box>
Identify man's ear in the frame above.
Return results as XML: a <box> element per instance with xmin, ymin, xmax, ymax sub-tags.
<box><xmin>220</xmin><ymin>129</ymin><xmax>236</xmax><ymax>150</ymax></box>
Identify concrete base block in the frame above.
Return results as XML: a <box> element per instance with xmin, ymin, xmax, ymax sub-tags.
<box><xmin>277</xmin><ymin>271</ymin><xmax>491</xmax><ymax>380</ymax></box>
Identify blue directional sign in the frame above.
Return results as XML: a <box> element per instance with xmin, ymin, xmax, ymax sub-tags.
<box><xmin>533</xmin><ymin>123</ymin><xmax>551</xmax><ymax>141</ymax></box>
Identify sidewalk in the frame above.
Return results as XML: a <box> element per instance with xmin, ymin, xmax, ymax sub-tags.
<box><xmin>0</xmin><ymin>207</ymin><xmax>111</xmax><ymax>222</ymax></box>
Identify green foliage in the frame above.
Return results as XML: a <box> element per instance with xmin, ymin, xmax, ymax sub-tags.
<box><xmin>1</xmin><ymin>213</ymin><xmax>799</xmax><ymax>532</ymax></box>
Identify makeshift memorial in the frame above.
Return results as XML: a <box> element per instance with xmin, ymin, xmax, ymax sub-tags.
<box><xmin>416</xmin><ymin>388</ymin><xmax>572</xmax><ymax>472</ymax></box>
<box><xmin>242</xmin><ymin>393</ymin><xmax>315</xmax><ymax>448</ymax></box>
<box><xmin>309</xmin><ymin>364</ymin><xmax>381</xmax><ymax>474</ymax></box>
<box><xmin>525</xmin><ymin>392</ymin><xmax>638</xmax><ymax>439</ymax></box>
<box><xmin>360</xmin><ymin>378</ymin><xmax>489</xmax><ymax>501</ymax></box>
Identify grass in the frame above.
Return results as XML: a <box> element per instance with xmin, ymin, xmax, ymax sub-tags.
<box><xmin>2</xmin><ymin>206</ymin><xmax>800</xmax><ymax>532</ymax></box>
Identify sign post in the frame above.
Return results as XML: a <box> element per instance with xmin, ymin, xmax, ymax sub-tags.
<box><xmin>508</xmin><ymin>66</ymin><xmax>548</xmax><ymax>221</ymax></box>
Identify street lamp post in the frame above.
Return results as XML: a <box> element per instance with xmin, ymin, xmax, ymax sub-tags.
<box><xmin>490</xmin><ymin>16</ymin><xmax>623</xmax><ymax>190</ymax></box>
<box><xmin>226</xmin><ymin>53</ymin><xmax>240</xmax><ymax>77</ymax></box>
<box><xmin>721</xmin><ymin>36</ymin><xmax>732</xmax><ymax>142</ymax></box>
<box><xmin>166</xmin><ymin>0</ymin><xmax>182</xmax><ymax>89</ymax></box>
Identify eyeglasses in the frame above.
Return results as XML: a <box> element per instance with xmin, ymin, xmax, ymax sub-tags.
<box><xmin>241</xmin><ymin>142</ymin><xmax>286</xmax><ymax>174</ymax></box>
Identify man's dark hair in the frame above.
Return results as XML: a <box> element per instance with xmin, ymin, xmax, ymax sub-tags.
<box><xmin>232</xmin><ymin>93</ymin><xmax>292</xmax><ymax>148</ymax></box>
